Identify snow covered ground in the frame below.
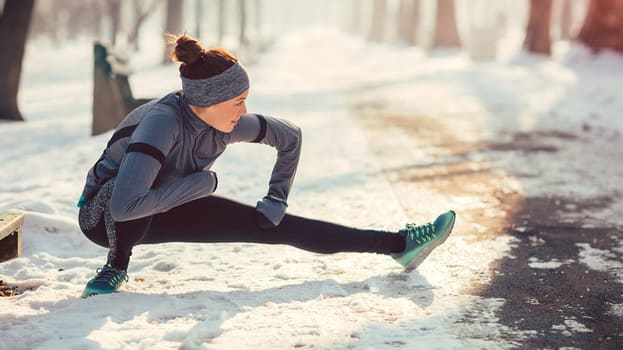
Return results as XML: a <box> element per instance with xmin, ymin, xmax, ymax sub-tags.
<box><xmin>1</xmin><ymin>27</ymin><xmax>622</xmax><ymax>349</ymax></box>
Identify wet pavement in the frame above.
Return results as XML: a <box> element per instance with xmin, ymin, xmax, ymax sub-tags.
<box><xmin>355</xmin><ymin>105</ymin><xmax>623</xmax><ymax>349</ymax></box>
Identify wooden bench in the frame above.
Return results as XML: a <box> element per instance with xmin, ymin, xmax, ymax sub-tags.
<box><xmin>0</xmin><ymin>211</ymin><xmax>25</xmax><ymax>263</ymax></box>
<box><xmin>92</xmin><ymin>42</ymin><xmax>153</xmax><ymax>136</ymax></box>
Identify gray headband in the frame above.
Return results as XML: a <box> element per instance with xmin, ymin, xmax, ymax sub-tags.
<box><xmin>181</xmin><ymin>62</ymin><xmax>249</xmax><ymax>106</ymax></box>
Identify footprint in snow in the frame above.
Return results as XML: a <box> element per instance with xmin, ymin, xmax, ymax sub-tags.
<box><xmin>152</xmin><ymin>261</ymin><xmax>178</xmax><ymax>272</ymax></box>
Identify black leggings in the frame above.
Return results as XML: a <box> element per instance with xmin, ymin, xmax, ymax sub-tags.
<box><xmin>81</xmin><ymin>195</ymin><xmax>406</xmax><ymax>270</ymax></box>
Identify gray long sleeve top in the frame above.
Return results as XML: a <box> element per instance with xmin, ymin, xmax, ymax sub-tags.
<box><xmin>79</xmin><ymin>92</ymin><xmax>302</xmax><ymax>224</ymax></box>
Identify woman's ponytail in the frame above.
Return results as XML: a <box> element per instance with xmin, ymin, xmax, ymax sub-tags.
<box><xmin>168</xmin><ymin>33</ymin><xmax>203</xmax><ymax>65</ymax></box>
<box><xmin>166</xmin><ymin>33</ymin><xmax>238</xmax><ymax>80</ymax></box>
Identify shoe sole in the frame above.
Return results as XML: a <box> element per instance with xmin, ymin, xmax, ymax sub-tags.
<box><xmin>81</xmin><ymin>290</ymin><xmax>119</xmax><ymax>298</ymax></box>
<box><xmin>81</xmin><ymin>286</ymin><xmax>123</xmax><ymax>298</ymax></box>
<box><xmin>404</xmin><ymin>211</ymin><xmax>456</xmax><ymax>272</ymax></box>
<box><xmin>81</xmin><ymin>290</ymin><xmax>106</xmax><ymax>298</ymax></box>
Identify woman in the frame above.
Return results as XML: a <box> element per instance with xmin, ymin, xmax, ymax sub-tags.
<box><xmin>77</xmin><ymin>34</ymin><xmax>456</xmax><ymax>298</ymax></box>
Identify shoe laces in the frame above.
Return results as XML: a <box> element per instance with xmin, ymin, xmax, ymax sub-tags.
<box><xmin>404</xmin><ymin>222</ymin><xmax>435</xmax><ymax>244</ymax></box>
<box><xmin>93</xmin><ymin>265</ymin><xmax>128</xmax><ymax>286</ymax></box>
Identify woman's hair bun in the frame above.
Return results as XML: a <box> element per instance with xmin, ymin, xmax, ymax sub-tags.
<box><xmin>169</xmin><ymin>33</ymin><xmax>204</xmax><ymax>65</ymax></box>
<box><xmin>168</xmin><ymin>33</ymin><xmax>239</xmax><ymax>79</ymax></box>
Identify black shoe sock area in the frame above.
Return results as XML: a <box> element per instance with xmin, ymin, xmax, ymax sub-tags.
<box><xmin>107</xmin><ymin>255</ymin><xmax>130</xmax><ymax>271</ymax></box>
<box><xmin>391</xmin><ymin>235</ymin><xmax>407</xmax><ymax>253</ymax></box>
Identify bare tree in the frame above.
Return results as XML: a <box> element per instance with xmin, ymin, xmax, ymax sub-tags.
<box><xmin>30</xmin><ymin>0</ymin><xmax>104</xmax><ymax>43</ymax></box>
<box><xmin>163</xmin><ymin>0</ymin><xmax>184</xmax><ymax>63</ymax></box>
<box><xmin>524</xmin><ymin>0</ymin><xmax>552</xmax><ymax>55</ymax></box>
<box><xmin>559</xmin><ymin>0</ymin><xmax>573</xmax><ymax>40</ymax></box>
<box><xmin>218</xmin><ymin>0</ymin><xmax>226</xmax><ymax>45</ymax></box>
<box><xmin>239</xmin><ymin>0</ymin><xmax>249</xmax><ymax>46</ymax></box>
<box><xmin>431</xmin><ymin>0</ymin><xmax>460</xmax><ymax>48</ymax></box>
<box><xmin>128</xmin><ymin>0</ymin><xmax>161</xmax><ymax>51</ymax></box>
<box><xmin>65</xmin><ymin>0</ymin><xmax>101</xmax><ymax>41</ymax></box>
<box><xmin>0</xmin><ymin>0</ymin><xmax>35</xmax><ymax>122</ymax></box>
<box><xmin>105</xmin><ymin>0</ymin><xmax>122</xmax><ymax>46</ymax></box>
<box><xmin>577</xmin><ymin>0</ymin><xmax>623</xmax><ymax>53</ymax></box>
<box><xmin>349</xmin><ymin>0</ymin><xmax>364</xmax><ymax>35</ymax></box>
<box><xmin>398</xmin><ymin>0</ymin><xmax>419</xmax><ymax>45</ymax></box>
<box><xmin>466</xmin><ymin>1</ymin><xmax>499</xmax><ymax>61</ymax></box>
<box><xmin>29</xmin><ymin>1</ymin><xmax>59</xmax><ymax>43</ymax></box>
<box><xmin>368</xmin><ymin>0</ymin><xmax>387</xmax><ymax>42</ymax></box>
<box><xmin>255</xmin><ymin>0</ymin><xmax>262</xmax><ymax>44</ymax></box>
<box><xmin>90</xmin><ymin>1</ymin><xmax>105</xmax><ymax>42</ymax></box>
<box><xmin>195</xmin><ymin>0</ymin><xmax>203</xmax><ymax>38</ymax></box>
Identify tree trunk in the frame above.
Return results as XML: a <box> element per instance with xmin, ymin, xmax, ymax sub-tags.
<box><xmin>90</xmin><ymin>1</ymin><xmax>104</xmax><ymax>42</ymax></box>
<box><xmin>577</xmin><ymin>0</ymin><xmax>623</xmax><ymax>53</ymax></box>
<box><xmin>466</xmin><ymin>1</ymin><xmax>498</xmax><ymax>61</ymax></box>
<box><xmin>218</xmin><ymin>0</ymin><xmax>226</xmax><ymax>45</ymax></box>
<box><xmin>255</xmin><ymin>0</ymin><xmax>262</xmax><ymax>44</ymax></box>
<box><xmin>128</xmin><ymin>0</ymin><xmax>160</xmax><ymax>51</ymax></box>
<box><xmin>368</xmin><ymin>0</ymin><xmax>387</xmax><ymax>42</ymax></box>
<box><xmin>398</xmin><ymin>0</ymin><xmax>419</xmax><ymax>45</ymax></box>
<box><xmin>559</xmin><ymin>0</ymin><xmax>572</xmax><ymax>40</ymax></box>
<box><xmin>107</xmin><ymin>0</ymin><xmax>122</xmax><ymax>46</ymax></box>
<box><xmin>349</xmin><ymin>0</ymin><xmax>363</xmax><ymax>35</ymax></box>
<box><xmin>239</xmin><ymin>0</ymin><xmax>248</xmax><ymax>46</ymax></box>
<box><xmin>524</xmin><ymin>0</ymin><xmax>552</xmax><ymax>55</ymax></box>
<box><xmin>195</xmin><ymin>0</ymin><xmax>203</xmax><ymax>38</ymax></box>
<box><xmin>163</xmin><ymin>0</ymin><xmax>184</xmax><ymax>63</ymax></box>
<box><xmin>0</xmin><ymin>0</ymin><xmax>35</xmax><ymax>122</ymax></box>
<box><xmin>432</xmin><ymin>0</ymin><xmax>460</xmax><ymax>48</ymax></box>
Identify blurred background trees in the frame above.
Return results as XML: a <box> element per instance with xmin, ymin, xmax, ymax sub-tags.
<box><xmin>163</xmin><ymin>0</ymin><xmax>184</xmax><ymax>62</ymax></box>
<box><xmin>578</xmin><ymin>0</ymin><xmax>623</xmax><ymax>52</ymax></box>
<box><xmin>2</xmin><ymin>0</ymin><xmax>623</xmax><ymax>122</ymax></box>
<box><xmin>16</xmin><ymin>0</ymin><xmax>623</xmax><ymax>61</ymax></box>
<box><xmin>0</xmin><ymin>0</ymin><xmax>35</xmax><ymax>122</ymax></box>
<box><xmin>431</xmin><ymin>0</ymin><xmax>460</xmax><ymax>48</ymax></box>
<box><xmin>398</xmin><ymin>0</ymin><xmax>419</xmax><ymax>45</ymax></box>
<box><xmin>368</xmin><ymin>0</ymin><xmax>388</xmax><ymax>42</ymax></box>
<box><xmin>524</xmin><ymin>0</ymin><xmax>553</xmax><ymax>55</ymax></box>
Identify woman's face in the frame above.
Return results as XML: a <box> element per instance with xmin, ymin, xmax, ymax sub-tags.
<box><xmin>191</xmin><ymin>90</ymin><xmax>249</xmax><ymax>133</ymax></box>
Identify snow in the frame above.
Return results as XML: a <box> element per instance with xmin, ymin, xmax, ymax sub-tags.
<box><xmin>577</xmin><ymin>242</ymin><xmax>623</xmax><ymax>283</ymax></box>
<box><xmin>1</xmin><ymin>23</ymin><xmax>622</xmax><ymax>349</ymax></box>
<box><xmin>551</xmin><ymin>318</ymin><xmax>593</xmax><ymax>336</ymax></box>
<box><xmin>527</xmin><ymin>257</ymin><xmax>573</xmax><ymax>269</ymax></box>
<box><xmin>608</xmin><ymin>302</ymin><xmax>623</xmax><ymax>319</ymax></box>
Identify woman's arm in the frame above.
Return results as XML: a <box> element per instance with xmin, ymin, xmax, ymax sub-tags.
<box><xmin>109</xmin><ymin>113</ymin><xmax>218</xmax><ymax>222</ymax></box>
<box><xmin>229</xmin><ymin>114</ymin><xmax>302</xmax><ymax>226</ymax></box>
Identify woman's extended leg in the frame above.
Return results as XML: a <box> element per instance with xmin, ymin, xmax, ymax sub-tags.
<box><xmin>144</xmin><ymin>196</ymin><xmax>406</xmax><ymax>254</ymax></box>
<box><xmin>79</xmin><ymin>194</ymin><xmax>454</xmax><ymax>297</ymax></box>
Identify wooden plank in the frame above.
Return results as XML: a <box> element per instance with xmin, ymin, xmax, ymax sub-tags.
<box><xmin>0</xmin><ymin>211</ymin><xmax>25</xmax><ymax>262</ymax></box>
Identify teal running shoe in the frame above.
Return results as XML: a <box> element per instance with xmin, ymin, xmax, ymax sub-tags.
<box><xmin>82</xmin><ymin>264</ymin><xmax>128</xmax><ymax>298</ymax></box>
<box><xmin>392</xmin><ymin>210</ymin><xmax>456</xmax><ymax>271</ymax></box>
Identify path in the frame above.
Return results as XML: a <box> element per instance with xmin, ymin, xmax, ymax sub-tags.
<box><xmin>354</xmin><ymin>102</ymin><xmax>623</xmax><ymax>349</ymax></box>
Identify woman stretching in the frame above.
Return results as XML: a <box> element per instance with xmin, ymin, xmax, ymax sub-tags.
<box><xmin>77</xmin><ymin>34</ymin><xmax>456</xmax><ymax>297</ymax></box>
